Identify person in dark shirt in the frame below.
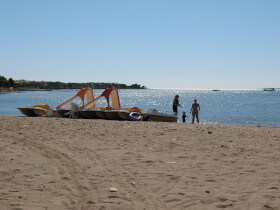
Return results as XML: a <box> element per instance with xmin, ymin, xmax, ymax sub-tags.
<box><xmin>182</xmin><ymin>111</ymin><xmax>187</xmax><ymax>123</ymax></box>
<box><xmin>173</xmin><ymin>95</ymin><xmax>181</xmax><ymax>115</ymax></box>
<box><xmin>190</xmin><ymin>99</ymin><xmax>200</xmax><ymax>124</ymax></box>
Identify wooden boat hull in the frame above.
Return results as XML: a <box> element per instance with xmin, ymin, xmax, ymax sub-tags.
<box><xmin>146</xmin><ymin>109</ymin><xmax>177</xmax><ymax>122</ymax></box>
<box><xmin>33</xmin><ymin>108</ymin><xmax>48</xmax><ymax>116</ymax></box>
<box><xmin>18</xmin><ymin>107</ymin><xmax>49</xmax><ymax>117</ymax></box>
<box><xmin>56</xmin><ymin>109</ymin><xmax>84</xmax><ymax>118</ymax></box>
<box><xmin>18</xmin><ymin>107</ymin><xmax>37</xmax><ymax>117</ymax></box>
<box><xmin>73</xmin><ymin>111</ymin><xmax>84</xmax><ymax>118</ymax></box>
<box><xmin>79</xmin><ymin>110</ymin><xmax>99</xmax><ymax>119</ymax></box>
<box><xmin>147</xmin><ymin>115</ymin><xmax>177</xmax><ymax>122</ymax></box>
<box><xmin>56</xmin><ymin>109</ymin><xmax>71</xmax><ymax>118</ymax></box>
<box><xmin>117</xmin><ymin>110</ymin><xmax>130</xmax><ymax>120</ymax></box>
<box><xmin>78</xmin><ymin>109</ymin><xmax>131</xmax><ymax>121</ymax></box>
<box><xmin>18</xmin><ymin>104</ymin><xmax>51</xmax><ymax>117</ymax></box>
<box><xmin>104</xmin><ymin>110</ymin><xmax>123</xmax><ymax>120</ymax></box>
<box><xmin>96</xmin><ymin>110</ymin><xmax>107</xmax><ymax>119</ymax></box>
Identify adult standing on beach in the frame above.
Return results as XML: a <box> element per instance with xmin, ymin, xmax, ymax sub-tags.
<box><xmin>190</xmin><ymin>99</ymin><xmax>200</xmax><ymax>124</ymax></box>
<box><xmin>173</xmin><ymin>95</ymin><xmax>181</xmax><ymax>115</ymax></box>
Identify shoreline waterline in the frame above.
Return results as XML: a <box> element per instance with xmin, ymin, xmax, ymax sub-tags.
<box><xmin>1</xmin><ymin>89</ymin><xmax>279</xmax><ymax>127</ymax></box>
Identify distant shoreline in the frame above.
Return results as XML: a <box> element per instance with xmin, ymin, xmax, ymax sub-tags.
<box><xmin>0</xmin><ymin>87</ymin><xmax>146</xmax><ymax>94</ymax></box>
<box><xmin>0</xmin><ymin>89</ymin><xmax>21</xmax><ymax>94</ymax></box>
<box><xmin>1</xmin><ymin>76</ymin><xmax>146</xmax><ymax>91</ymax></box>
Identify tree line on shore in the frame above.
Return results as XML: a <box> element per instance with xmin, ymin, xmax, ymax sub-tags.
<box><xmin>0</xmin><ymin>76</ymin><xmax>14</xmax><ymax>88</ymax></box>
<box><xmin>0</xmin><ymin>76</ymin><xmax>146</xmax><ymax>90</ymax></box>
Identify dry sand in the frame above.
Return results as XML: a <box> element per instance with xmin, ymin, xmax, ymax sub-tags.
<box><xmin>0</xmin><ymin>116</ymin><xmax>280</xmax><ymax>210</ymax></box>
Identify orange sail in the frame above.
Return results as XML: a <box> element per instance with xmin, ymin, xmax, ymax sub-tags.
<box><xmin>83</xmin><ymin>88</ymin><xmax>121</xmax><ymax>110</ymax></box>
<box><xmin>56</xmin><ymin>88</ymin><xmax>95</xmax><ymax>110</ymax></box>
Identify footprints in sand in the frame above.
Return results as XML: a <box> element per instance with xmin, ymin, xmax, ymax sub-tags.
<box><xmin>1</xmin><ymin>117</ymin><xmax>280</xmax><ymax>209</ymax></box>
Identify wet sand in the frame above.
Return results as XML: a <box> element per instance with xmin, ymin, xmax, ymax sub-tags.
<box><xmin>0</xmin><ymin>116</ymin><xmax>280</xmax><ymax>209</ymax></box>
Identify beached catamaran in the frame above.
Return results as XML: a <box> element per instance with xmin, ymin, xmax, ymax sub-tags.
<box><xmin>55</xmin><ymin>88</ymin><xmax>94</xmax><ymax>118</ymax></box>
<box><xmin>18</xmin><ymin>88</ymin><xmax>178</xmax><ymax>122</ymax></box>
<box><xmin>18</xmin><ymin>88</ymin><xmax>94</xmax><ymax>117</ymax></box>
<box><xmin>77</xmin><ymin>88</ymin><xmax>141</xmax><ymax>121</ymax></box>
<box><xmin>17</xmin><ymin>104</ymin><xmax>53</xmax><ymax>117</ymax></box>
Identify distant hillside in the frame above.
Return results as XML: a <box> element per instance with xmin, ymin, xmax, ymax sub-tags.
<box><xmin>0</xmin><ymin>76</ymin><xmax>146</xmax><ymax>90</ymax></box>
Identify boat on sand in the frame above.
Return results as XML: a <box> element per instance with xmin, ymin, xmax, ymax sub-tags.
<box><xmin>18</xmin><ymin>88</ymin><xmax>94</xmax><ymax>117</ymax></box>
<box><xmin>145</xmin><ymin>109</ymin><xmax>177</xmax><ymax>122</ymax></box>
<box><xmin>104</xmin><ymin>107</ymin><xmax>144</xmax><ymax>121</ymax></box>
<box><xmin>18</xmin><ymin>104</ymin><xmax>51</xmax><ymax>117</ymax></box>
<box><xmin>18</xmin><ymin>88</ymin><xmax>178</xmax><ymax>123</ymax></box>
<box><xmin>55</xmin><ymin>88</ymin><xmax>94</xmax><ymax>118</ymax></box>
<box><xmin>79</xmin><ymin>88</ymin><xmax>144</xmax><ymax>121</ymax></box>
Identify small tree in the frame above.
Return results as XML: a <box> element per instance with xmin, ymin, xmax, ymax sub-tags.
<box><xmin>0</xmin><ymin>75</ymin><xmax>8</xmax><ymax>87</ymax></box>
<box><xmin>8</xmin><ymin>78</ymin><xmax>14</xmax><ymax>87</ymax></box>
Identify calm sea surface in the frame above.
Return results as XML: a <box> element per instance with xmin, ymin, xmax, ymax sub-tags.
<box><xmin>0</xmin><ymin>89</ymin><xmax>279</xmax><ymax>127</ymax></box>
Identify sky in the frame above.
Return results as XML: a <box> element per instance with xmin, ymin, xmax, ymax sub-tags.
<box><xmin>0</xmin><ymin>0</ymin><xmax>279</xmax><ymax>89</ymax></box>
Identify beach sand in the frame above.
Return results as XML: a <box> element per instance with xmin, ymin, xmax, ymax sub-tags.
<box><xmin>0</xmin><ymin>116</ymin><xmax>279</xmax><ymax>209</ymax></box>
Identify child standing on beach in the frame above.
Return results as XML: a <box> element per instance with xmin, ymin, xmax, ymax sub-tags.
<box><xmin>182</xmin><ymin>111</ymin><xmax>187</xmax><ymax>123</ymax></box>
<box><xmin>190</xmin><ymin>99</ymin><xmax>200</xmax><ymax>124</ymax></box>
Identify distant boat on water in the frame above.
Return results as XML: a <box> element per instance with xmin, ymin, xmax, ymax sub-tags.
<box><xmin>212</xmin><ymin>89</ymin><xmax>221</xmax><ymax>92</ymax></box>
<box><xmin>263</xmin><ymin>88</ymin><xmax>275</xmax><ymax>91</ymax></box>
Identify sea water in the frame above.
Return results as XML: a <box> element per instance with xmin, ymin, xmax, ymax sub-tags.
<box><xmin>0</xmin><ymin>89</ymin><xmax>279</xmax><ymax>127</ymax></box>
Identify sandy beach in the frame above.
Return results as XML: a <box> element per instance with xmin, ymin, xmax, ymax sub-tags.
<box><xmin>0</xmin><ymin>116</ymin><xmax>279</xmax><ymax>209</ymax></box>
